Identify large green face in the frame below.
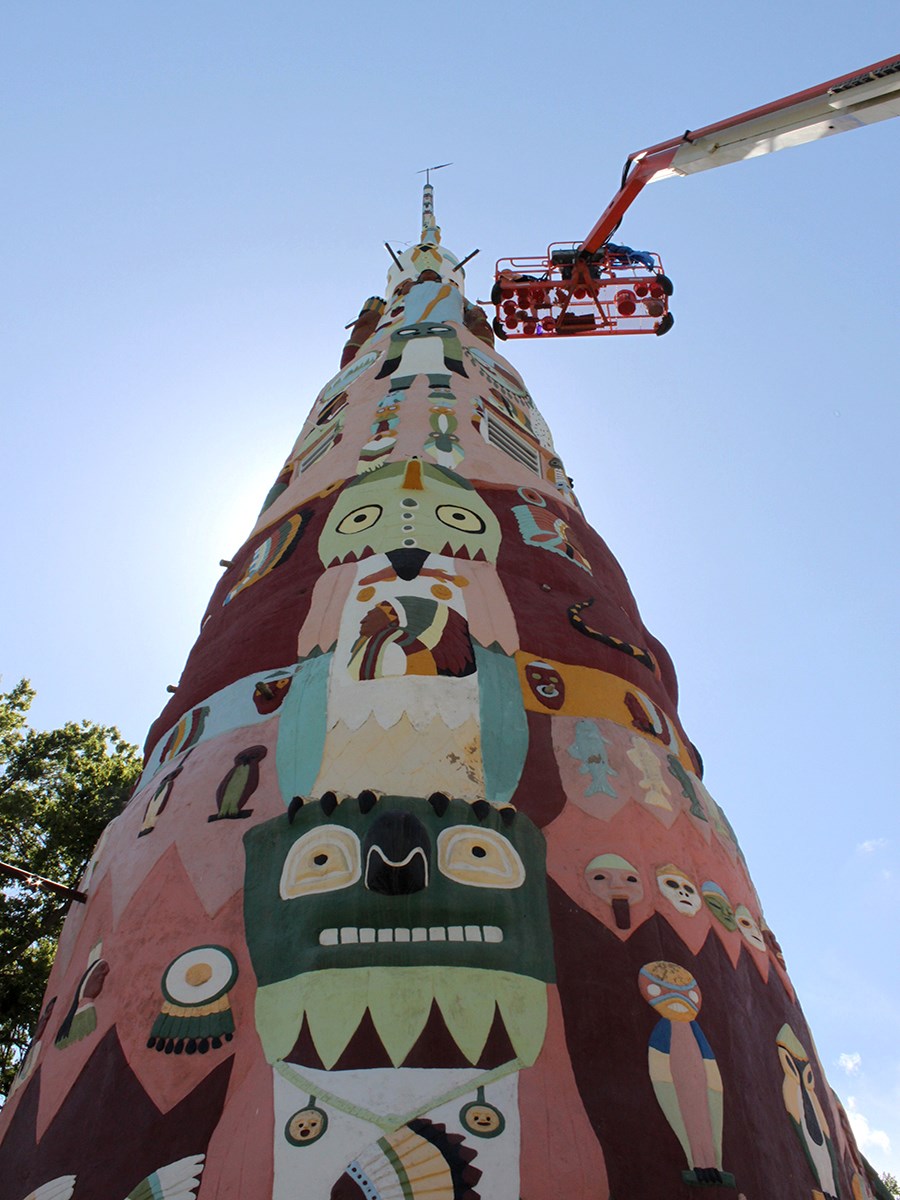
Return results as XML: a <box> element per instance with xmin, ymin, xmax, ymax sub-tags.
<box><xmin>317</xmin><ymin>462</ymin><xmax>502</xmax><ymax>569</ymax></box>
<box><xmin>243</xmin><ymin>796</ymin><xmax>554</xmax><ymax>1068</ymax></box>
<box><xmin>243</xmin><ymin>795</ymin><xmax>553</xmax><ymax>985</ymax></box>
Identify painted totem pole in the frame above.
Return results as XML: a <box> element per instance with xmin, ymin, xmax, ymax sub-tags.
<box><xmin>0</xmin><ymin>190</ymin><xmax>882</xmax><ymax>1200</ymax></box>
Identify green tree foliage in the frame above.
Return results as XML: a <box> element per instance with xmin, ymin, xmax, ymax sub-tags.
<box><xmin>882</xmin><ymin>1173</ymin><xmax>900</xmax><ymax>1197</ymax></box>
<box><xmin>0</xmin><ymin>680</ymin><xmax>141</xmax><ymax>1101</ymax></box>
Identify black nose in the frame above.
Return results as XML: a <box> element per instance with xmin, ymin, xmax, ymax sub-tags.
<box><xmin>387</xmin><ymin>548</ymin><xmax>429</xmax><ymax>580</ymax></box>
<box><xmin>364</xmin><ymin>811</ymin><xmax>430</xmax><ymax>895</ymax></box>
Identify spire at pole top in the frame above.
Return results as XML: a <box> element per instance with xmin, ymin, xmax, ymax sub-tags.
<box><xmin>417</xmin><ymin>163</ymin><xmax>452</xmax><ymax>244</ymax></box>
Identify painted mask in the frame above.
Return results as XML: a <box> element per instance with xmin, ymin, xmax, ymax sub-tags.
<box><xmin>735</xmin><ymin>904</ymin><xmax>766</xmax><ymax>952</ymax></box>
<box><xmin>253</xmin><ymin>676</ymin><xmax>293</xmax><ymax>715</ymax></box>
<box><xmin>584</xmin><ymin>854</ymin><xmax>642</xmax><ymax>929</ymax></box>
<box><xmin>702</xmin><ymin>880</ymin><xmax>737</xmax><ymax>930</ymax></box>
<box><xmin>656</xmin><ymin>865</ymin><xmax>701</xmax><ymax>916</ymax></box>
<box><xmin>525</xmin><ymin>661</ymin><xmax>565</xmax><ymax>710</ymax></box>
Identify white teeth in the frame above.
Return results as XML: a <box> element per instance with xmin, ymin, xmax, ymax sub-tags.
<box><xmin>318</xmin><ymin>925</ymin><xmax>503</xmax><ymax>946</ymax></box>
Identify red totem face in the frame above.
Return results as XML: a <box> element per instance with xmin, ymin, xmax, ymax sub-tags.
<box><xmin>526</xmin><ymin>660</ymin><xmax>565</xmax><ymax>710</ymax></box>
<box><xmin>252</xmin><ymin>677</ymin><xmax>293</xmax><ymax>715</ymax></box>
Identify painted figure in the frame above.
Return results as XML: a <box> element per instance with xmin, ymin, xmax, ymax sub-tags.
<box><xmin>639</xmin><ymin>961</ymin><xmax>733</xmax><ymax>1188</ymax></box>
<box><xmin>776</xmin><ymin>1024</ymin><xmax>840</xmax><ymax>1199</ymax></box>
<box><xmin>54</xmin><ymin>948</ymin><xmax>109</xmax><ymax>1049</ymax></box>
<box><xmin>279</xmin><ymin>459</ymin><xmax>526</xmax><ymax>804</ymax></box>
<box><xmin>567</xmin><ymin>720</ymin><xmax>618</xmax><ymax>797</ymax></box>
<box><xmin>210</xmin><ymin>744</ymin><xmax>268</xmax><ymax>821</ymax></box>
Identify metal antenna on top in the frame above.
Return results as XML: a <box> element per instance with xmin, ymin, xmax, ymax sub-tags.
<box><xmin>417</xmin><ymin>162</ymin><xmax>453</xmax><ymax>186</ymax></box>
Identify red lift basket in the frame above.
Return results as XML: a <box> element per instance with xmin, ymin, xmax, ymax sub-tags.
<box><xmin>491</xmin><ymin>244</ymin><xmax>673</xmax><ymax>340</ymax></box>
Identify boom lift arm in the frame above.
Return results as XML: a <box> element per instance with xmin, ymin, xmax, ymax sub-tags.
<box><xmin>583</xmin><ymin>54</ymin><xmax>900</xmax><ymax>253</ymax></box>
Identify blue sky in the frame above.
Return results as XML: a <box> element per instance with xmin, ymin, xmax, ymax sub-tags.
<box><xmin>3</xmin><ymin>0</ymin><xmax>898</xmax><ymax>1176</ymax></box>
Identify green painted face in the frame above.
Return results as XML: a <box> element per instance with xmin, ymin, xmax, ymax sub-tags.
<box><xmin>243</xmin><ymin>795</ymin><xmax>553</xmax><ymax>984</ymax></box>
<box><xmin>702</xmin><ymin>882</ymin><xmax>737</xmax><ymax>931</ymax></box>
<box><xmin>243</xmin><ymin>795</ymin><xmax>554</xmax><ymax>1067</ymax></box>
<box><xmin>318</xmin><ymin>461</ymin><xmax>501</xmax><ymax>569</ymax></box>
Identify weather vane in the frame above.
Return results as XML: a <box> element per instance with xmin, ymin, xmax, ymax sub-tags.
<box><xmin>417</xmin><ymin>162</ymin><xmax>453</xmax><ymax>185</ymax></box>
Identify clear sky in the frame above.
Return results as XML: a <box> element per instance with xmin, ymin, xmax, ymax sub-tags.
<box><xmin>3</xmin><ymin>0</ymin><xmax>898</xmax><ymax>1178</ymax></box>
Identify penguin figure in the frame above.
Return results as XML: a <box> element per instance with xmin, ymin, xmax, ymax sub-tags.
<box><xmin>776</xmin><ymin>1024</ymin><xmax>840</xmax><ymax>1200</ymax></box>
<box><xmin>639</xmin><ymin>961</ymin><xmax>734</xmax><ymax>1188</ymax></box>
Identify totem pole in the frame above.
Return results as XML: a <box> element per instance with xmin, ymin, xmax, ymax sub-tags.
<box><xmin>0</xmin><ymin>188</ymin><xmax>883</xmax><ymax>1200</ymax></box>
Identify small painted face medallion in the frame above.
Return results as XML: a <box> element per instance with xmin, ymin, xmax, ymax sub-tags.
<box><xmin>702</xmin><ymin>881</ymin><xmax>737</xmax><ymax>930</ymax></box>
<box><xmin>638</xmin><ymin>961</ymin><xmax>702</xmax><ymax>1022</ymax></box>
<box><xmin>735</xmin><ymin>904</ymin><xmax>766</xmax><ymax>952</ymax></box>
<box><xmin>285</xmin><ymin>1106</ymin><xmax>328</xmax><ymax>1146</ymax></box>
<box><xmin>460</xmin><ymin>1100</ymin><xmax>505</xmax><ymax>1138</ymax></box>
<box><xmin>526</xmin><ymin>660</ymin><xmax>565</xmax><ymax>710</ymax></box>
<box><xmin>656</xmin><ymin>866</ymin><xmax>701</xmax><ymax>916</ymax></box>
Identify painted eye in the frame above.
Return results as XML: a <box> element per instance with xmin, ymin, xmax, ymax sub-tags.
<box><xmin>336</xmin><ymin>505</ymin><xmax>383</xmax><ymax>534</ymax></box>
<box><xmin>397</xmin><ymin>328</ymin><xmax>420</xmax><ymax>337</ymax></box>
<box><xmin>436</xmin><ymin>505</ymin><xmax>486</xmax><ymax>533</ymax></box>
<box><xmin>646</xmin><ymin>984</ymin><xmax>661</xmax><ymax>997</ymax></box>
<box><xmin>780</xmin><ymin>1049</ymin><xmax>800</xmax><ymax>1078</ymax></box>
<box><xmin>437</xmin><ymin>826</ymin><xmax>525</xmax><ymax>888</ymax></box>
<box><xmin>280</xmin><ymin>825</ymin><xmax>361</xmax><ymax>898</ymax></box>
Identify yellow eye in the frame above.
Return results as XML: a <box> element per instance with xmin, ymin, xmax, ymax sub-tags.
<box><xmin>336</xmin><ymin>505</ymin><xmax>383</xmax><ymax>534</ymax></box>
<box><xmin>279</xmin><ymin>826</ymin><xmax>361</xmax><ymax>898</ymax></box>
<box><xmin>437</xmin><ymin>826</ymin><xmax>525</xmax><ymax>888</ymax></box>
<box><xmin>435</xmin><ymin>505</ymin><xmax>486</xmax><ymax>534</ymax></box>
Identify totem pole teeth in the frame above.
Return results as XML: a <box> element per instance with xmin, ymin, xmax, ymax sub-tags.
<box><xmin>256</xmin><ymin>968</ymin><xmax>547</xmax><ymax>1068</ymax></box>
<box><xmin>368</xmin><ymin>970</ymin><xmax>433</xmax><ymax>1066</ymax></box>
<box><xmin>432</xmin><ymin>973</ymin><xmax>497</xmax><ymax>1064</ymax></box>
<box><xmin>493</xmin><ymin>974</ymin><xmax>548</xmax><ymax>1066</ymax></box>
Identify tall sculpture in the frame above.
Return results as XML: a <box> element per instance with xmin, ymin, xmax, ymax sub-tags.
<box><xmin>0</xmin><ymin>189</ymin><xmax>885</xmax><ymax>1200</ymax></box>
